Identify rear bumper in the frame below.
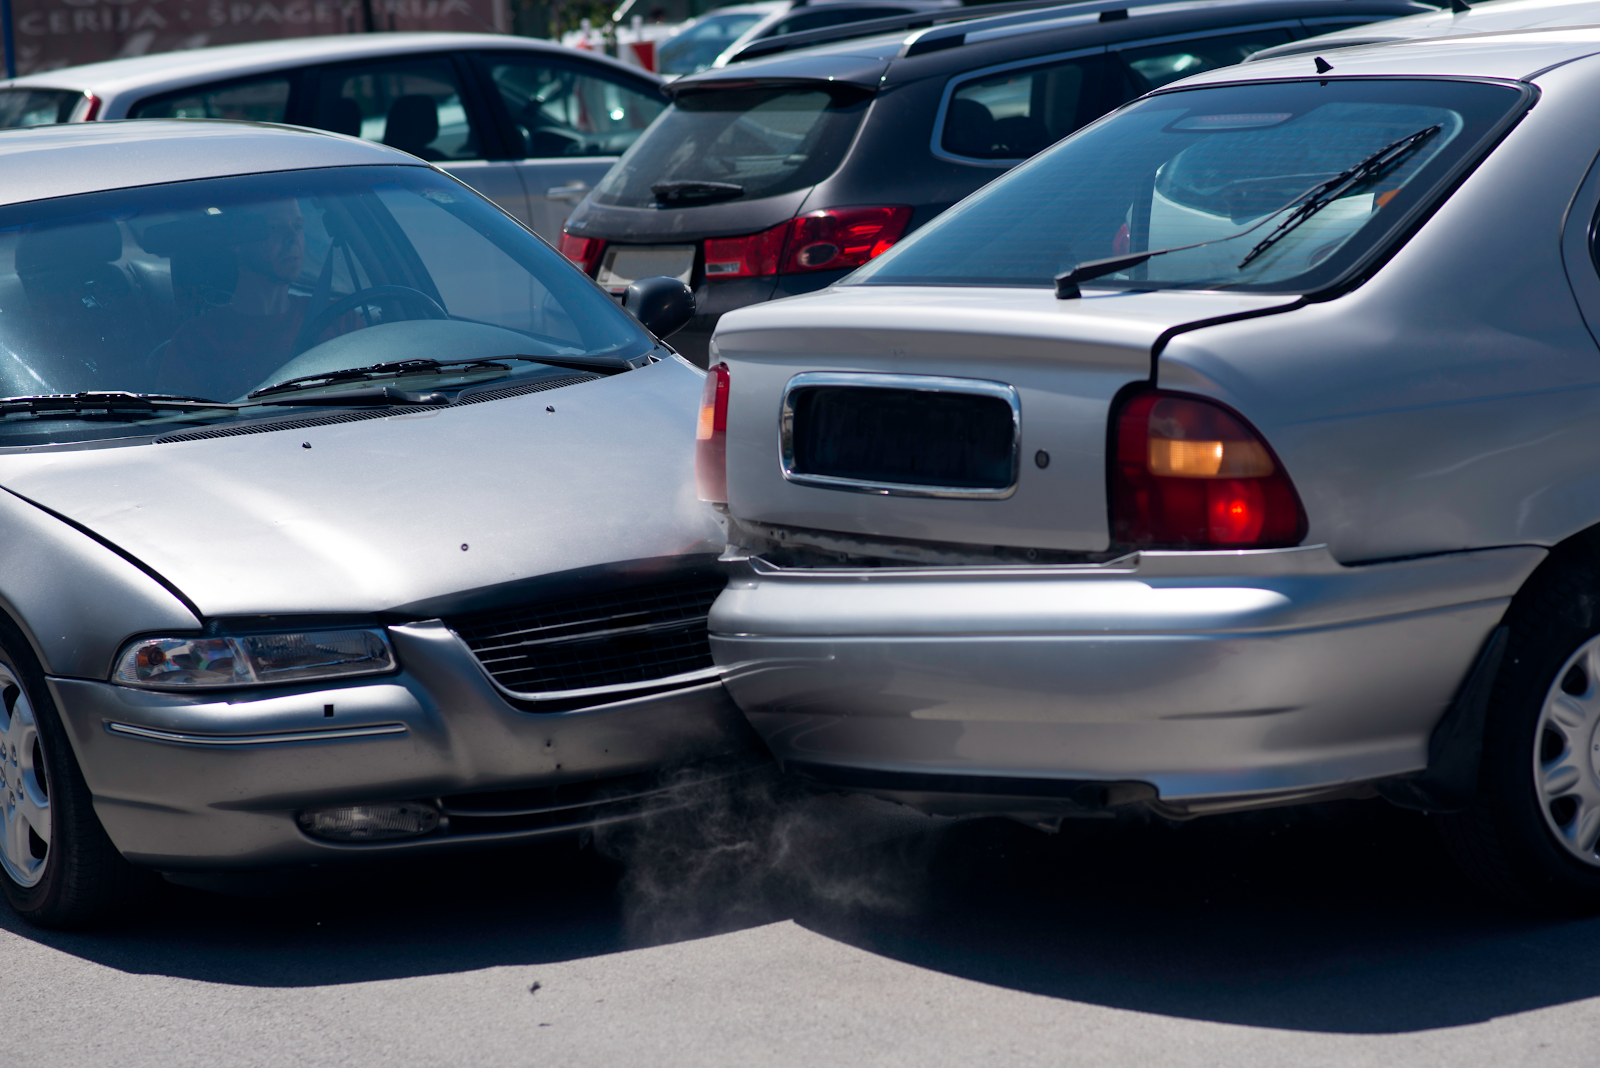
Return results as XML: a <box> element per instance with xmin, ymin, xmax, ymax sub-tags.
<box><xmin>709</xmin><ymin>544</ymin><xmax>1545</xmax><ymax>816</ymax></box>
<box><xmin>52</xmin><ymin>621</ymin><xmax>765</xmax><ymax>870</ymax></box>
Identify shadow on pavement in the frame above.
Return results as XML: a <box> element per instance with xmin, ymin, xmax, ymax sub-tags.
<box><xmin>6</xmin><ymin>794</ymin><xmax>1600</xmax><ymax>1034</ymax></box>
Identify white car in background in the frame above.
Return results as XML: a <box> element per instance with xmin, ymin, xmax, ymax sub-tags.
<box><xmin>0</xmin><ymin>33</ymin><xmax>668</xmax><ymax>243</ymax></box>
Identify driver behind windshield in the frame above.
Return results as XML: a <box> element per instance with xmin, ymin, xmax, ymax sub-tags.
<box><xmin>156</xmin><ymin>199</ymin><xmax>315</xmax><ymax>401</ymax></box>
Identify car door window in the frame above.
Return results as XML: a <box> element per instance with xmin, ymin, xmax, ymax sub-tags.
<box><xmin>940</xmin><ymin>56</ymin><xmax>1104</xmax><ymax>162</ymax></box>
<box><xmin>1116</xmin><ymin>28</ymin><xmax>1295</xmax><ymax>92</ymax></box>
<box><xmin>130</xmin><ymin>76</ymin><xmax>292</xmax><ymax>122</ymax></box>
<box><xmin>482</xmin><ymin>57</ymin><xmax>665</xmax><ymax>159</ymax></box>
<box><xmin>310</xmin><ymin>59</ymin><xmax>481</xmax><ymax>161</ymax></box>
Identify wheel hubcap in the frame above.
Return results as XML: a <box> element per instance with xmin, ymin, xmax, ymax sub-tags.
<box><xmin>0</xmin><ymin>664</ymin><xmax>49</xmax><ymax>888</ymax></box>
<box><xmin>1535</xmin><ymin>636</ymin><xmax>1600</xmax><ymax>867</ymax></box>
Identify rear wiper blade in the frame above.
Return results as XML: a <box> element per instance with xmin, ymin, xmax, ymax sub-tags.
<box><xmin>247</xmin><ymin>353</ymin><xmax>633</xmax><ymax>401</ymax></box>
<box><xmin>0</xmin><ymin>392</ymin><xmax>240</xmax><ymax>416</ymax></box>
<box><xmin>1236</xmin><ymin>124</ymin><xmax>1441</xmax><ymax>269</ymax></box>
<box><xmin>1056</xmin><ymin>124</ymin><xmax>1442</xmax><ymax>297</ymax></box>
<box><xmin>651</xmin><ymin>181</ymin><xmax>744</xmax><ymax>206</ymax></box>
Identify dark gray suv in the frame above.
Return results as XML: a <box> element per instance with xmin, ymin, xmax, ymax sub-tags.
<box><xmin>561</xmin><ymin>0</ymin><xmax>1430</xmax><ymax>364</ymax></box>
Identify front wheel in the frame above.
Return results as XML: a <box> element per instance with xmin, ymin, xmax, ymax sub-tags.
<box><xmin>0</xmin><ymin>637</ymin><xmax>147</xmax><ymax>928</ymax></box>
<box><xmin>1439</xmin><ymin>558</ymin><xmax>1600</xmax><ymax>910</ymax></box>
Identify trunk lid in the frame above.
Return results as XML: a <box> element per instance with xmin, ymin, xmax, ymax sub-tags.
<box><xmin>712</xmin><ymin>285</ymin><xmax>1300</xmax><ymax>553</ymax></box>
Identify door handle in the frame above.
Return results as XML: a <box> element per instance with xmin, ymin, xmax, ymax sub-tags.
<box><xmin>546</xmin><ymin>182</ymin><xmax>591</xmax><ymax>203</ymax></box>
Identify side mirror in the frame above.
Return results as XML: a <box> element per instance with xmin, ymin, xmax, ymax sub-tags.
<box><xmin>623</xmin><ymin>276</ymin><xmax>696</xmax><ymax>340</ymax></box>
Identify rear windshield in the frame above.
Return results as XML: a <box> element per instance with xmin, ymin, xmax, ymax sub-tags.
<box><xmin>851</xmin><ymin>79</ymin><xmax>1525</xmax><ymax>293</ymax></box>
<box><xmin>590</xmin><ymin>85</ymin><xmax>870</xmax><ymax>209</ymax></box>
<box><xmin>0</xmin><ymin>89</ymin><xmax>84</xmax><ymax>128</ymax></box>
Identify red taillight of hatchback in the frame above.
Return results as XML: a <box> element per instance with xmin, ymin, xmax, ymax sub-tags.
<box><xmin>1110</xmin><ymin>390</ymin><xmax>1306</xmax><ymax>549</ymax></box>
<box><xmin>695</xmin><ymin>363</ymin><xmax>730</xmax><ymax>504</ymax></box>
<box><xmin>558</xmin><ymin>231</ymin><xmax>605</xmax><ymax>275</ymax></box>
<box><xmin>704</xmin><ymin>207</ymin><xmax>912</xmax><ymax>280</ymax></box>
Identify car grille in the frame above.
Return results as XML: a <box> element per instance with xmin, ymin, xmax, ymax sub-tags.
<box><xmin>445</xmin><ymin>572</ymin><xmax>727</xmax><ymax>695</ymax></box>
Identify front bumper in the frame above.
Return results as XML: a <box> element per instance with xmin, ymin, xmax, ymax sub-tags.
<box><xmin>709</xmin><ymin>545</ymin><xmax>1546</xmax><ymax>817</ymax></box>
<box><xmin>52</xmin><ymin>621</ymin><xmax>764</xmax><ymax>869</ymax></box>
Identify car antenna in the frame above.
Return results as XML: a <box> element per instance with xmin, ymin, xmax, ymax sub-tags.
<box><xmin>1314</xmin><ymin>56</ymin><xmax>1333</xmax><ymax>74</ymax></box>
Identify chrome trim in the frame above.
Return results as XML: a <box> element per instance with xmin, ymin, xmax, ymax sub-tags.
<box><xmin>779</xmin><ymin>372</ymin><xmax>1021</xmax><ymax>500</ymax></box>
<box><xmin>106</xmin><ymin>722</ymin><xmax>408</xmax><ymax>746</ymax></box>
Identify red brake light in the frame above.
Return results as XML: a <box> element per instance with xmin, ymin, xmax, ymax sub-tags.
<box><xmin>559</xmin><ymin>231</ymin><xmax>605</xmax><ymax>276</ymax></box>
<box><xmin>703</xmin><ymin>207</ymin><xmax>912</xmax><ymax>280</ymax></box>
<box><xmin>695</xmin><ymin>363</ymin><xmax>730</xmax><ymax>505</ymax></box>
<box><xmin>705</xmin><ymin>224</ymin><xmax>788</xmax><ymax>280</ymax></box>
<box><xmin>1110</xmin><ymin>390</ymin><xmax>1305</xmax><ymax>549</ymax></box>
<box><xmin>77</xmin><ymin>93</ymin><xmax>101</xmax><ymax>122</ymax></box>
<box><xmin>782</xmin><ymin>206</ymin><xmax>912</xmax><ymax>273</ymax></box>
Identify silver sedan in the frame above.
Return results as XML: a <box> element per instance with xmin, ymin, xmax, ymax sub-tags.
<box><xmin>703</xmin><ymin>27</ymin><xmax>1600</xmax><ymax>908</ymax></box>
<box><xmin>0</xmin><ymin>119</ymin><xmax>751</xmax><ymax>928</ymax></box>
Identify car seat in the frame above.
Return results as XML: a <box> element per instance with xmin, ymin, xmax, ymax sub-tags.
<box><xmin>943</xmin><ymin>98</ymin><xmax>997</xmax><ymax>159</ymax></box>
<box><xmin>14</xmin><ymin>215</ymin><xmax>158</xmax><ymax>390</ymax></box>
<box><xmin>383</xmin><ymin>95</ymin><xmax>442</xmax><ymax>160</ymax></box>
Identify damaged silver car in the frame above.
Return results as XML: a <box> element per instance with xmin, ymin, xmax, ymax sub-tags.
<box><xmin>0</xmin><ymin>119</ymin><xmax>752</xmax><ymax>928</ymax></box>
<box><xmin>704</xmin><ymin>28</ymin><xmax>1600</xmax><ymax>908</ymax></box>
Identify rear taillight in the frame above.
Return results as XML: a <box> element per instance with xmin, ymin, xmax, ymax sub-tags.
<box><xmin>559</xmin><ymin>231</ymin><xmax>605</xmax><ymax>275</ymax></box>
<box><xmin>782</xmin><ymin>206</ymin><xmax>912</xmax><ymax>273</ymax></box>
<box><xmin>695</xmin><ymin>363</ymin><xmax>730</xmax><ymax>504</ymax></box>
<box><xmin>77</xmin><ymin>93</ymin><xmax>101</xmax><ymax>122</ymax></box>
<box><xmin>705</xmin><ymin>225</ymin><xmax>788</xmax><ymax>280</ymax></box>
<box><xmin>703</xmin><ymin>206</ymin><xmax>912</xmax><ymax>280</ymax></box>
<box><xmin>1110</xmin><ymin>390</ymin><xmax>1305</xmax><ymax>549</ymax></box>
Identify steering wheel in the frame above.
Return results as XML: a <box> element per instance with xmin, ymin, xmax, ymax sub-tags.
<box><xmin>295</xmin><ymin>285</ymin><xmax>448</xmax><ymax>356</ymax></box>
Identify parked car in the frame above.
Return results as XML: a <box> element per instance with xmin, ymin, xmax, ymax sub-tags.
<box><xmin>708</xmin><ymin>0</ymin><xmax>964</xmax><ymax>68</ymax></box>
<box><xmin>559</xmin><ymin>0</ymin><xmax>1431</xmax><ymax>364</ymax></box>
<box><xmin>1246</xmin><ymin>0</ymin><xmax>1600</xmax><ymax>60</ymax></box>
<box><xmin>701</xmin><ymin>25</ymin><xmax>1600</xmax><ymax>909</ymax></box>
<box><xmin>656</xmin><ymin>0</ymin><xmax>961</xmax><ymax>76</ymax></box>
<box><xmin>0</xmin><ymin>33</ymin><xmax>668</xmax><ymax>244</ymax></box>
<box><xmin>658</xmin><ymin>3</ymin><xmax>796</xmax><ymax>75</ymax></box>
<box><xmin>0</xmin><ymin>118</ymin><xmax>749</xmax><ymax>929</ymax></box>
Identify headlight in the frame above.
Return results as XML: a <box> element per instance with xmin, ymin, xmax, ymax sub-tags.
<box><xmin>112</xmin><ymin>629</ymin><xmax>396</xmax><ymax>689</ymax></box>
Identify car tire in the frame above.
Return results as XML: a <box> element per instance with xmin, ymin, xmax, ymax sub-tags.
<box><xmin>0</xmin><ymin>626</ymin><xmax>148</xmax><ymax>928</ymax></box>
<box><xmin>1438</xmin><ymin>552</ymin><xmax>1600</xmax><ymax>911</ymax></box>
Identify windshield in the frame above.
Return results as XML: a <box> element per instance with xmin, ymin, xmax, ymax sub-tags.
<box><xmin>851</xmin><ymin>79</ymin><xmax>1525</xmax><ymax>292</ymax></box>
<box><xmin>0</xmin><ymin>164</ymin><xmax>653</xmax><ymax>445</ymax></box>
<box><xmin>591</xmin><ymin>85</ymin><xmax>871</xmax><ymax>208</ymax></box>
<box><xmin>0</xmin><ymin>89</ymin><xmax>85</xmax><ymax>128</ymax></box>
<box><xmin>658</xmin><ymin>12</ymin><xmax>770</xmax><ymax>75</ymax></box>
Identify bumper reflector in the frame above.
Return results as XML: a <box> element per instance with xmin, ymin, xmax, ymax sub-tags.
<box><xmin>297</xmin><ymin>802</ymin><xmax>441</xmax><ymax>842</ymax></box>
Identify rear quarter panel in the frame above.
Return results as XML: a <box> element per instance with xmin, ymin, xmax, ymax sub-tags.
<box><xmin>1157</xmin><ymin>59</ymin><xmax>1600</xmax><ymax>562</ymax></box>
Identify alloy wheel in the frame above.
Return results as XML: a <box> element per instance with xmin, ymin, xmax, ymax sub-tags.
<box><xmin>0</xmin><ymin>663</ymin><xmax>50</xmax><ymax>888</ymax></box>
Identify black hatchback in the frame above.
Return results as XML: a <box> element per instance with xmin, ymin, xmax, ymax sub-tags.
<box><xmin>560</xmin><ymin>0</ymin><xmax>1429</xmax><ymax>364</ymax></box>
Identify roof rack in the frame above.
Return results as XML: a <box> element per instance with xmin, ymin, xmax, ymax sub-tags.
<box><xmin>725</xmin><ymin>0</ymin><xmax>1109</xmax><ymax>64</ymax></box>
<box><xmin>722</xmin><ymin>0</ymin><xmax>1262</xmax><ymax>64</ymax></box>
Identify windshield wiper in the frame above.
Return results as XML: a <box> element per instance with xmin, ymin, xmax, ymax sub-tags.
<box><xmin>651</xmin><ymin>180</ymin><xmax>744</xmax><ymax>206</ymax></box>
<box><xmin>248</xmin><ymin>353</ymin><xmax>634</xmax><ymax>400</ymax></box>
<box><xmin>1055</xmin><ymin>124</ymin><xmax>1442</xmax><ymax>298</ymax></box>
<box><xmin>0</xmin><ymin>392</ymin><xmax>241</xmax><ymax>417</ymax></box>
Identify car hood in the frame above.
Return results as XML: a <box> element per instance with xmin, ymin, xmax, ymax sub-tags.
<box><xmin>0</xmin><ymin>359</ymin><xmax>722</xmax><ymax>619</ymax></box>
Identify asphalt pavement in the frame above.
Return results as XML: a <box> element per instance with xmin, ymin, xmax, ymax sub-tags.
<box><xmin>6</xmin><ymin>783</ymin><xmax>1600</xmax><ymax>1067</ymax></box>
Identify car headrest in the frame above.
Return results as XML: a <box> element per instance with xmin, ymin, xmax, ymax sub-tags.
<box><xmin>383</xmin><ymin>95</ymin><xmax>439</xmax><ymax>155</ymax></box>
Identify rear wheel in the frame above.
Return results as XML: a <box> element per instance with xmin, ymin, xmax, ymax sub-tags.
<box><xmin>0</xmin><ymin>637</ymin><xmax>147</xmax><ymax>928</ymax></box>
<box><xmin>1439</xmin><ymin>558</ymin><xmax>1600</xmax><ymax>910</ymax></box>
